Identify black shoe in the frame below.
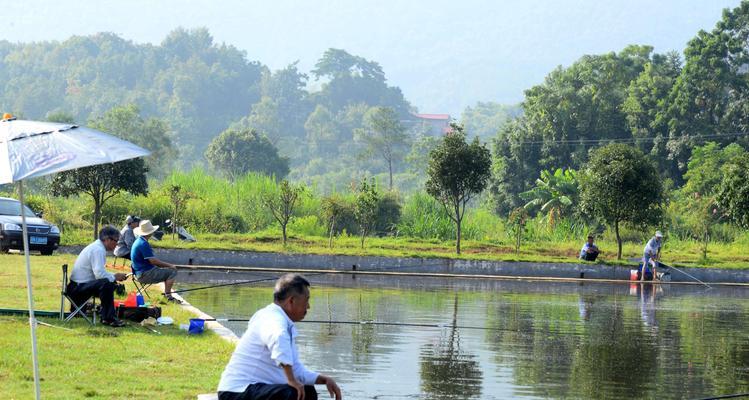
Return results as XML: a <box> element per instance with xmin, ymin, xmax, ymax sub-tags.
<box><xmin>101</xmin><ymin>319</ymin><xmax>126</xmax><ymax>328</ymax></box>
<box><xmin>164</xmin><ymin>295</ymin><xmax>184</xmax><ymax>305</ymax></box>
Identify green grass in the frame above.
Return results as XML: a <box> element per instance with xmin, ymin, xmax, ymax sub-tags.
<box><xmin>0</xmin><ymin>253</ymin><xmax>234</xmax><ymax>399</ymax></box>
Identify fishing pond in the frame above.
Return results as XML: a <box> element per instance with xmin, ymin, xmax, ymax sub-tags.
<box><xmin>180</xmin><ymin>272</ymin><xmax>749</xmax><ymax>399</ymax></box>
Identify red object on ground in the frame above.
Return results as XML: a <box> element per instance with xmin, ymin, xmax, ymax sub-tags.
<box><xmin>124</xmin><ymin>292</ymin><xmax>138</xmax><ymax>307</ymax></box>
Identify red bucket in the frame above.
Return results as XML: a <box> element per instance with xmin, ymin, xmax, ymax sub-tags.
<box><xmin>630</xmin><ymin>269</ymin><xmax>639</xmax><ymax>281</ymax></box>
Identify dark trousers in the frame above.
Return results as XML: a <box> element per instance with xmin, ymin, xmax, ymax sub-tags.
<box><xmin>219</xmin><ymin>384</ymin><xmax>318</xmax><ymax>400</ymax></box>
<box><xmin>66</xmin><ymin>278</ymin><xmax>116</xmax><ymax>321</ymax></box>
<box><xmin>581</xmin><ymin>252</ymin><xmax>599</xmax><ymax>261</ymax></box>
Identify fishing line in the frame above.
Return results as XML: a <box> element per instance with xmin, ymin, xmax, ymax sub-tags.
<box><xmin>198</xmin><ymin>318</ymin><xmax>508</xmax><ymax>332</ymax></box>
<box><xmin>695</xmin><ymin>393</ymin><xmax>749</xmax><ymax>400</ymax></box>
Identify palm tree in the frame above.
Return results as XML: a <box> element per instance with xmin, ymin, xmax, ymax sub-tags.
<box><xmin>520</xmin><ymin>168</ymin><xmax>579</xmax><ymax>227</ymax></box>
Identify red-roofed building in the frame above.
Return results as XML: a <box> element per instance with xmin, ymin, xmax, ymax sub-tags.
<box><xmin>411</xmin><ymin>113</ymin><xmax>453</xmax><ymax>136</ymax></box>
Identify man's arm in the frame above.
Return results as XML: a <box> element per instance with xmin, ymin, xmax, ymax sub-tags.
<box><xmin>315</xmin><ymin>374</ymin><xmax>342</xmax><ymax>400</ymax></box>
<box><xmin>282</xmin><ymin>364</ymin><xmax>305</xmax><ymax>400</ymax></box>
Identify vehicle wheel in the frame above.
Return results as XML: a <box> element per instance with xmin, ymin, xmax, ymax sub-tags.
<box><xmin>0</xmin><ymin>243</ymin><xmax>7</xmax><ymax>254</ymax></box>
<box><xmin>40</xmin><ymin>247</ymin><xmax>54</xmax><ymax>256</ymax></box>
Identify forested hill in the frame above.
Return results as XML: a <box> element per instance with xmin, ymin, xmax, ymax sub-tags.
<box><xmin>0</xmin><ymin>28</ymin><xmax>415</xmax><ymax>165</ymax></box>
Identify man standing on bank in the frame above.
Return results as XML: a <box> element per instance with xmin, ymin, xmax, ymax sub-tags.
<box><xmin>217</xmin><ymin>274</ymin><xmax>342</xmax><ymax>400</ymax></box>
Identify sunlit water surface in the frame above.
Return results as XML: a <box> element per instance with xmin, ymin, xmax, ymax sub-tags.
<box><xmin>180</xmin><ymin>273</ymin><xmax>749</xmax><ymax>400</ymax></box>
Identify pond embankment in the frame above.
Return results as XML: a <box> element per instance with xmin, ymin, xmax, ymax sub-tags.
<box><xmin>59</xmin><ymin>246</ymin><xmax>749</xmax><ymax>284</ymax></box>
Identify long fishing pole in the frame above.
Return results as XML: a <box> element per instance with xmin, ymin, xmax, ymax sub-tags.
<box><xmin>165</xmin><ymin>262</ymin><xmax>447</xmax><ymax>296</ymax></box>
<box><xmin>198</xmin><ymin>318</ymin><xmax>506</xmax><ymax>332</ymax></box>
<box><xmin>661</xmin><ymin>262</ymin><xmax>712</xmax><ymax>289</ymax></box>
<box><xmin>168</xmin><ymin>276</ymin><xmax>280</xmax><ymax>295</ymax></box>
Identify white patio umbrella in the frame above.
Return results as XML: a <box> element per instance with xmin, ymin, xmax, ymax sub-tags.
<box><xmin>0</xmin><ymin>117</ymin><xmax>150</xmax><ymax>399</ymax></box>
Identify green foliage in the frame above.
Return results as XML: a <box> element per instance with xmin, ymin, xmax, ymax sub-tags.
<box><xmin>398</xmin><ymin>192</ymin><xmax>455</xmax><ymax>240</ymax></box>
<box><xmin>520</xmin><ymin>168</ymin><xmax>578</xmax><ymax>226</ymax></box>
<box><xmin>717</xmin><ymin>153</ymin><xmax>749</xmax><ymax>229</ymax></box>
<box><xmin>262</xmin><ymin>180</ymin><xmax>306</xmax><ymax>244</ymax></box>
<box><xmin>356</xmin><ymin>107</ymin><xmax>410</xmax><ymax>190</ymax></box>
<box><xmin>579</xmin><ymin>144</ymin><xmax>665</xmax><ymax>259</ymax></box>
<box><xmin>88</xmin><ymin>104</ymin><xmax>175</xmax><ymax>178</ymax></box>
<box><xmin>355</xmin><ymin>178</ymin><xmax>380</xmax><ymax>248</ymax></box>
<box><xmin>321</xmin><ymin>193</ymin><xmax>352</xmax><ymax>247</ymax></box>
<box><xmin>507</xmin><ymin>207</ymin><xmax>529</xmax><ymax>254</ymax></box>
<box><xmin>460</xmin><ymin>101</ymin><xmax>522</xmax><ymax>142</ymax></box>
<box><xmin>205</xmin><ymin>128</ymin><xmax>289</xmax><ymax>180</ymax></box>
<box><xmin>374</xmin><ymin>191</ymin><xmax>402</xmax><ymax>236</ymax></box>
<box><xmin>426</xmin><ymin>124</ymin><xmax>492</xmax><ymax>254</ymax></box>
<box><xmin>311</xmin><ymin>48</ymin><xmax>411</xmax><ymax>116</ymax></box>
<box><xmin>50</xmin><ymin>158</ymin><xmax>148</xmax><ymax>239</ymax></box>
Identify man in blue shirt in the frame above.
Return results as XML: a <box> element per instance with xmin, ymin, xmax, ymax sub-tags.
<box><xmin>131</xmin><ymin>220</ymin><xmax>180</xmax><ymax>302</ymax></box>
<box><xmin>579</xmin><ymin>235</ymin><xmax>600</xmax><ymax>261</ymax></box>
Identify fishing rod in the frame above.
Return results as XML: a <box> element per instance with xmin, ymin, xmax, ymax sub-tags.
<box><xmin>660</xmin><ymin>262</ymin><xmax>712</xmax><ymax>289</ymax></box>
<box><xmin>198</xmin><ymin>317</ymin><xmax>507</xmax><ymax>332</ymax></box>
<box><xmin>165</xmin><ymin>263</ymin><xmax>452</xmax><ymax>295</ymax></box>
<box><xmin>168</xmin><ymin>276</ymin><xmax>280</xmax><ymax>295</ymax></box>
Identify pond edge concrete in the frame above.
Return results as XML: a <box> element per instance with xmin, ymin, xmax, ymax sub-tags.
<box><xmin>59</xmin><ymin>246</ymin><xmax>749</xmax><ymax>284</ymax></box>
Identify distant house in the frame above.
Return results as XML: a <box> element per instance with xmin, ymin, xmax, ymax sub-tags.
<box><xmin>410</xmin><ymin>113</ymin><xmax>453</xmax><ymax>136</ymax></box>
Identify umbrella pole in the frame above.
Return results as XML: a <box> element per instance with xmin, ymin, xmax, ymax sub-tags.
<box><xmin>18</xmin><ymin>180</ymin><xmax>41</xmax><ymax>400</ymax></box>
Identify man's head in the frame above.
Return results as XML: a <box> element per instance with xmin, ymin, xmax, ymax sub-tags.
<box><xmin>273</xmin><ymin>273</ymin><xmax>311</xmax><ymax>322</ymax></box>
<box><xmin>125</xmin><ymin>215</ymin><xmax>141</xmax><ymax>229</ymax></box>
<box><xmin>134</xmin><ymin>219</ymin><xmax>159</xmax><ymax>238</ymax></box>
<box><xmin>655</xmin><ymin>231</ymin><xmax>663</xmax><ymax>241</ymax></box>
<box><xmin>99</xmin><ymin>225</ymin><xmax>120</xmax><ymax>251</ymax></box>
<box><xmin>587</xmin><ymin>235</ymin><xmax>594</xmax><ymax>244</ymax></box>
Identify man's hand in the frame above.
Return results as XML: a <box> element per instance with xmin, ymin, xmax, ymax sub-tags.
<box><xmin>114</xmin><ymin>273</ymin><xmax>127</xmax><ymax>281</ymax></box>
<box><xmin>282</xmin><ymin>364</ymin><xmax>305</xmax><ymax>400</ymax></box>
<box><xmin>317</xmin><ymin>374</ymin><xmax>342</xmax><ymax>400</ymax></box>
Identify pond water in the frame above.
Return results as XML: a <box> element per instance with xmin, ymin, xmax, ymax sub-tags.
<box><xmin>180</xmin><ymin>273</ymin><xmax>749</xmax><ymax>400</ymax></box>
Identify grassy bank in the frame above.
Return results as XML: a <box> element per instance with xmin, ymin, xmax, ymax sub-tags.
<box><xmin>62</xmin><ymin>228</ymin><xmax>749</xmax><ymax>269</ymax></box>
<box><xmin>0</xmin><ymin>253</ymin><xmax>234</xmax><ymax>399</ymax></box>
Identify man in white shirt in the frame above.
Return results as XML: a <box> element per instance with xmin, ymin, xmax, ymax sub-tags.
<box><xmin>641</xmin><ymin>230</ymin><xmax>663</xmax><ymax>281</ymax></box>
<box><xmin>68</xmin><ymin>226</ymin><xmax>128</xmax><ymax>327</ymax></box>
<box><xmin>217</xmin><ymin>274</ymin><xmax>342</xmax><ymax>400</ymax></box>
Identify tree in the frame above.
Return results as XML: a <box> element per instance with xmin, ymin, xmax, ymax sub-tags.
<box><xmin>51</xmin><ymin>159</ymin><xmax>148</xmax><ymax>239</ymax></box>
<box><xmin>579</xmin><ymin>144</ymin><xmax>665</xmax><ymax>259</ymax></box>
<box><xmin>717</xmin><ymin>153</ymin><xmax>749</xmax><ymax>229</ymax></box>
<box><xmin>321</xmin><ymin>194</ymin><xmax>348</xmax><ymax>248</ymax></box>
<box><xmin>167</xmin><ymin>184</ymin><xmax>194</xmax><ymax>240</ymax></box>
<box><xmin>507</xmin><ymin>207</ymin><xmax>529</xmax><ymax>255</ymax></box>
<box><xmin>205</xmin><ymin>128</ymin><xmax>289</xmax><ymax>180</ymax></box>
<box><xmin>355</xmin><ymin>178</ymin><xmax>379</xmax><ymax>249</ymax></box>
<box><xmin>520</xmin><ymin>168</ymin><xmax>578</xmax><ymax>227</ymax></box>
<box><xmin>425</xmin><ymin>124</ymin><xmax>492</xmax><ymax>254</ymax></box>
<box><xmin>87</xmin><ymin>104</ymin><xmax>175</xmax><ymax>178</ymax></box>
<box><xmin>262</xmin><ymin>180</ymin><xmax>305</xmax><ymax>245</ymax></box>
<box><xmin>356</xmin><ymin>107</ymin><xmax>410</xmax><ymax>190</ymax></box>
<box><xmin>460</xmin><ymin>101</ymin><xmax>522</xmax><ymax>142</ymax></box>
<box><xmin>304</xmin><ymin>105</ymin><xmax>340</xmax><ymax>158</ymax></box>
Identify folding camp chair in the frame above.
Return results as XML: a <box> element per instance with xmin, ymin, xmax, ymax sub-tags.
<box><xmin>60</xmin><ymin>264</ymin><xmax>96</xmax><ymax>325</ymax></box>
<box><xmin>128</xmin><ymin>268</ymin><xmax>152</xmax><ymax>299</ymax></box>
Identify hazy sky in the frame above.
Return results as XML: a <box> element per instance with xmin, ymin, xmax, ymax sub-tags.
<box><xmin>0</xmin><ymin>0</ymin><xmax>741</xmax><ymax>115</ymax></box>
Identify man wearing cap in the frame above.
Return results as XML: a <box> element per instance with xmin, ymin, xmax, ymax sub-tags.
<box><xmin>217</xmin><ymin>273</ymin><xmax>342</xmax><ymax>400</ymax></box>
<box><xmin>130</xmin><ymin>219</ymin><xmax>180</xmax><ymax>302</ymax></box>
<box><xmin>641</xmin><ymin>231</ymin><xmax>664</xmax><ymax>281</ymax></box>
<box><xmin>68</xmin><ymin>225</ymin><xmax>128</xmax><ymax>327</ymax></box>
<box><xmin>114</xmin><ymin>215</ymin><xmax>140</xmax><ymax>260</ymax></box>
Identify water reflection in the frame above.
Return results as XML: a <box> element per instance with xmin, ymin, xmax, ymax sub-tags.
<box><xmin>181</xmin><ymin>274</ymin><xmax>749</xmax><ymax>399</ymax></box>
<box><xmin>420</xmin><ymin>295</ymin><xmax>482</xmax><ymax>399</ymax></box>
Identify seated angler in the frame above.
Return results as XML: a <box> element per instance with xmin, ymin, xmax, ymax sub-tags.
<box><xmin>579</xmin><ymin>235</ymin><xmax>600</xmax><ymax>261</ymax></box>
<box><xmin>68</xmin><ymin>225</ymin><xmax>128</xmax><ymax>327</ymax></box>
<box><xmin>217</xmin><ymin>274</ymin><xmax>342</xmax><ymax>400</ymax></box>
<box><xmin>113</xmin><ymin>215</ymin><xmax>140</xmax><ymax>260</ymax></box>
<box><xmin>130</xmin><ymin>219</ymin><xmax>181</xmax><ymax>303</ymax></box>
